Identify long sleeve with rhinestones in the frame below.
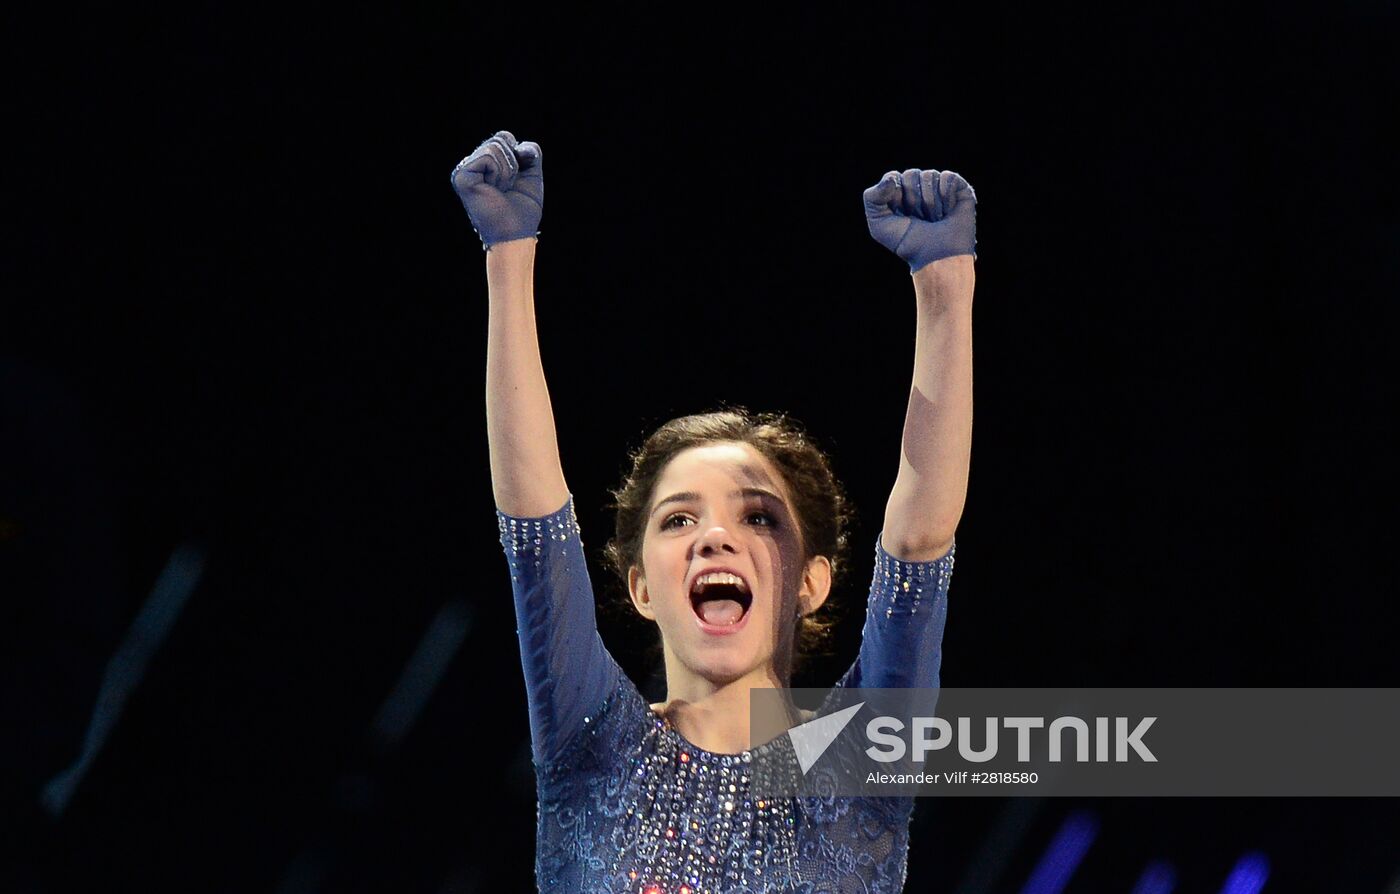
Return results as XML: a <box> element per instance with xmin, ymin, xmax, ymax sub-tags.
<box><xmin>837</xmin><ymin>535</ymin><xmax>954</xmax><ymax>692</ymax></box>
<box><xmin>497</xmin><ymin>493</ymin><xmax>623</xmax><ymax>767</ymax></box>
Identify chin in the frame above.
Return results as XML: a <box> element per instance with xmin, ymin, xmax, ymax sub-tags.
<box><xmin>688</xmin><ymin>649</ymin><xmax>772</xmax><ymax>686</ymax></box>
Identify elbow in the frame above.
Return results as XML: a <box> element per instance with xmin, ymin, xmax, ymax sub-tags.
<box><xmin>883</xmin><ymin>488</ymin><xmax>963</xmax><ymax>560</ymax></box>
<box><xmin>884</xmin><ymin>526</ymin><xmax>957</xmax><ymax>563</ymax></box>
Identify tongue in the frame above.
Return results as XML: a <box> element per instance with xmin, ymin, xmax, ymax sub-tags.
<box><xmin>697</xmin><ymin>598</ymin><xmax>745</xmax><ymax>626</ymax></box>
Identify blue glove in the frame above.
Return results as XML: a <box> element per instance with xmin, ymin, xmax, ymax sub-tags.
<box><xmin>864</xmin><ymin>168</ymin><xmax>977</xmax><ymax>272</ymax></box>
<box><xmin>450</xmin><ymin>130</ymin><xmax>544</xmax><ymax>250</ymax></box>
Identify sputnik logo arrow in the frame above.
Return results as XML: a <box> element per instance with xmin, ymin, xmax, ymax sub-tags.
<box><xmin>787</xmin><ymin>702</ymin><xmax>865</xmax><ymax>774</ymax></box>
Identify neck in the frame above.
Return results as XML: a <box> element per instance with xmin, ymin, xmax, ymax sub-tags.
<box><xmin>655</xmin><ymin>663</ymin><xmax>800</xmax><ymax>755</ymax></box>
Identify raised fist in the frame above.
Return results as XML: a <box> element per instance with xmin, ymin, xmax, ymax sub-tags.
<box><xmin>450</xmin><ymin>130</ymin><xmax>544</xmax><ymax>249</ymax></box>
<box><xmin>864</xmin><ymin>168</ymin><xmax>976</xmax><ymax>272</ymax></box>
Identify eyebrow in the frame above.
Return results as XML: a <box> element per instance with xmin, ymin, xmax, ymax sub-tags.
<box><xmin>650</xmin><ymin>487</ymin><xmax>787</xmax><ymax>518</ymax></box>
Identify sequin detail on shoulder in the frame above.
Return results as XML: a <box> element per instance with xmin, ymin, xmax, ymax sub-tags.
<box><xmin>871</xmin><ymin>536</ymin><xmax>955</xmax><ymax>618</ymax></box>
<box><xmin>497</xmin><ymin>495</ymin><xmax>583</xmax><ymax>580</ymax></box>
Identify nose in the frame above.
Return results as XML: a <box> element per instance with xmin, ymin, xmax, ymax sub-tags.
<box><xmin>695</xmin><ymin>523</ymin><xmax>739</xmax><ymax>556</ymax></box>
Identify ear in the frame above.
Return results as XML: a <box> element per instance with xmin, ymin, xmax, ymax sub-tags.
<box><xmin>628</xmin><ymin>564</ymin><xmax>657</xmax><ymax>620</ymax></box>
<box><xmin>797</xmin><ymin>554</ymin><xmax>833</xmax><ymax>616</ymax></box>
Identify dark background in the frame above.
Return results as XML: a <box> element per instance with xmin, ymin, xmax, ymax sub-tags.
<box><xmin>4</xmin><ymin>3</ymin><xmax>1398</xmax><ymax>892</ymax></box>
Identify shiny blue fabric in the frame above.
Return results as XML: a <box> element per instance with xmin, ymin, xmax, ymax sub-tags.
<box><xmin>498</xmin><ymin>494</ymin><xmax>955</xmax><ymax>893</ymax></box>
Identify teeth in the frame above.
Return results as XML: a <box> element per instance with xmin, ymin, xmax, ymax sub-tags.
<box><xmin>693</xmin><ymin>572</ymin><xmax>749</xmax><ymax>594</ymax></box>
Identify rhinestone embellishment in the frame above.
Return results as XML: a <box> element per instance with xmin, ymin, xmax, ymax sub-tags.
<box><xmin>873</xmin><ymin>537</ymin><xmax>955</xmax><ymax>618</ymax></box>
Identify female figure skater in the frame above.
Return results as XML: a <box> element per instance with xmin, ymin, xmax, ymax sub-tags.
<box><xmin>454</xmin><ymin>130</ymin><xmax>975</xmax><ymax>893</ymax></box>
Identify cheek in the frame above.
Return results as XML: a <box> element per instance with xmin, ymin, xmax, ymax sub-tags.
<box><xmin>641</xmin><ymin>549</ymin><xmax>686</xmax><ymax>615</ymax></box>
<box><xmin>758</xmin><ymin>535</ymin><xmax>803</xmax><ymax>598</ymax></box>
<box><xmin>762</xmin><ymin>560</ymin><xmax>789</xmax><ymax>608</ymax></box>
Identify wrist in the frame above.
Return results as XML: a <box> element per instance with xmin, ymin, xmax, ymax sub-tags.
<box><xmin>485</xmin><ymin>235</ymin><xmax>538</xmax><ymax>260</ymax></box>
<box><xmin>912</xmin><ymin>253</ymin><xmax>974</xmax><ymax>283</ymax></box>
<box><xmin>912</xmin><ymin>254</ymin><xmax>975</xmax><ymax>307</ymax></box>
<box><xmin>485</xmin><ymin>237</ymin><xmax>538</xmax><ymax>295</ymax></box>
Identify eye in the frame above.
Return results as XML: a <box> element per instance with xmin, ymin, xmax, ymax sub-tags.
<box><xmin>658</xmin><ymin>509</ymin><xmax>778</xmax><ymax>531</ymax></box>
<box><xmin>660</xmin><ymin>513</ymin><xmax>694</xmax><ymax>530</ymax></box>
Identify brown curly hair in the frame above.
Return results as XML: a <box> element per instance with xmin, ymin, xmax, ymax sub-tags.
<box><xmin>601</xmin><ymin>404</ymin><xmax>855</xmax><ymax>679</ymax></box>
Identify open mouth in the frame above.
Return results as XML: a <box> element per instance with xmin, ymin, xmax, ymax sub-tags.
<box><xmin>690</xmin><ymin>576</ymin><xmax>754</xmax><ymax>628</ymax></box>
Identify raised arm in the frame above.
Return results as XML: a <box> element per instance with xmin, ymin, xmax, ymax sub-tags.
<box><xmin>864</xmin><ymin>168</ymin><xmax>977</xmax><ymax>561</ymax></box>
<box><xmin>454</xmin><ymin>133</ymin><xmax>626</xmax><ymax>767</ymax></box>
<box><xmin>451</xmin><ymin>130</ymin><xmax>569</xmax><ymax>517</ymax></box>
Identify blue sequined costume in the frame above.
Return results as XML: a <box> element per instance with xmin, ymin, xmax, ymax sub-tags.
<box><xmin>498</xmin><ymin>494</ymin><xmax>955</xmax><ymax>893</ymax></box>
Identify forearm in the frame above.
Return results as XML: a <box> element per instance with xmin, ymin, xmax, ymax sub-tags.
<box><xmin>485</xmin><ymin>237</ymin><xmax>570</xmax><ymax>516</ymax></box>
<box><xmin>882</xmin><ymin>255</ymin><xmax>975</xmax><ymax>560</ymax></box>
